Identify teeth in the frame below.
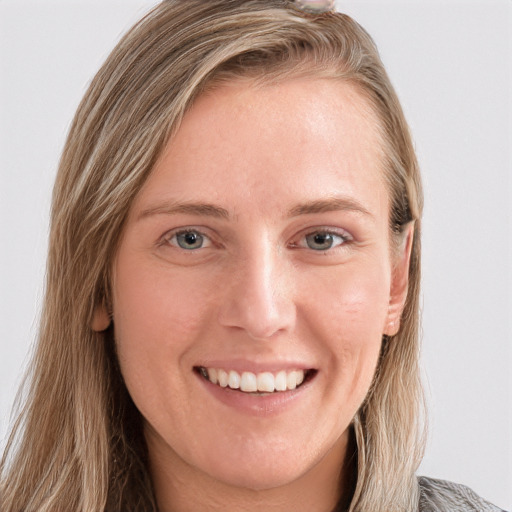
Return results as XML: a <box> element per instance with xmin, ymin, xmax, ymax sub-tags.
<box><xmin>208</xmin><ymin>368</ymin><xmax>218</xmax><ymax>385</ymax></box>
<box><xmin>228</xmin><ymin>371</ymin><xmax>240</xmax><ymax>390</ymax></box>
<box><xmin>287</xmin><ymin>371</ymin><xmax>297</xmax><ymax>390</ymax></box>
<box><xmin>218</xmin><ymin>369</ymin><xmax>228</xmax><ymax>388</ymax></box>
<box><xmin>275</xmin><ymin>371</ymin><xmax>287</xmax><ymax>391</ymax></box>
<box><xmin>241</xmin><ymin>372</ymin><xmax>257</xmax><ymax>392</ymax></box>
<box><xmin>257</xmin><ymin>372</ymin><xmax>275</xmax><ymax>392</ymax></box>
<box><xmin>200</xmin><ymin>368</ymin><xmax>307</xmax><ymax>393</ymax></box>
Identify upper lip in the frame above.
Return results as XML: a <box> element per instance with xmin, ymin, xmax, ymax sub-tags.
<box><xmin>194</xmin><ymin>359</ymin><xmax>316</xmax><ymax>374</ymax></box>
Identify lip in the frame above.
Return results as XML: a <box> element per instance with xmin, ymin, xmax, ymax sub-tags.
<box><xmin>194</xmin><ymin>358</ymin><xmax>314</xmax><ymax>374</ymax></box>
<box><xmin>195</xmin><ymin>367</ymin><xmax>318</xmax><ymax>417</ymax></box>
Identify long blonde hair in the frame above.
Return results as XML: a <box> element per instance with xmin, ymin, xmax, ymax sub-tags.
<box><xmin>1</xmin><ymin>1</ymin><xmax>424</xmax><ymax>510</ymax></box>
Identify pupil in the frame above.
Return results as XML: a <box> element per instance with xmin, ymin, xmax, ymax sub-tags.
<box><xmin>185</xmin><ymin>233</ymin><xmax>197</xmax><ymax>245</ymax></box>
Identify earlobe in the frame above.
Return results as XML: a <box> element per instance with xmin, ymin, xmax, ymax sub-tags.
<box><xmin>91</xmin><ymin>305</ymin><xmax>111</xmax><ymax>332</ymax></box>
<box><xmin>384</xmin><ymin>224</ymin><xmax>415</xmax><ymax>336</ymax></box>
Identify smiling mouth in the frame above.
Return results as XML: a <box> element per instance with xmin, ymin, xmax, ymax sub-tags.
<box><xmin>195</xmin><ymin>367</ymin><xmax>317</xmax><ymax>394</ymax></box>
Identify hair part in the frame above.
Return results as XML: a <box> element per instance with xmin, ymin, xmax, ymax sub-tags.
<box><xmin>1</xmin><ymin>1</ymin><xmax>424</xmax><ymax>511</ymax></box>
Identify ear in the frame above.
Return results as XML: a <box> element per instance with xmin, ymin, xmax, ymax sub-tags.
<box><xmin>384</xmin><ymin>223</ymin><xmax>415</xmax><ymax>336</ymax></box>
<box><xmin>91</xmin><ymin>304</ymin><xmax>111</xmax><ymax>332</ymax></box>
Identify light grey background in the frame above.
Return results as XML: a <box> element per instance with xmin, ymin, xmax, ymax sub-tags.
<box><xmin>1</xmin><ymin>1</ymin><xmax>510</xmax><ymax>509</ymax></box>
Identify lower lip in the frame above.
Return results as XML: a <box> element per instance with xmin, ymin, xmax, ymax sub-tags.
<box><xmin>196</xmin><ymin>372</ymin><xmax>316</xmax><ymax>416</ymax></box>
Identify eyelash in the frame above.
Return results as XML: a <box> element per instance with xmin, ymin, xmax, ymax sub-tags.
<box><xmin>159</xmin><ymin>227</ymin><xmax>353</xmax><ymax>252</ymax></box>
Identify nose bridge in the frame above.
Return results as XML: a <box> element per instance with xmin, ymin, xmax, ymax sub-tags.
<box><xmin>218</xmin><ymin>237</ymin><xmax>295</xmax><ymax>339</ymax></box>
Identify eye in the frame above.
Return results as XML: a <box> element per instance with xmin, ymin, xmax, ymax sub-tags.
<box><xmin>301</xmin><ymin>230</ymin><xmax>351</xmax><ymax>251</ymax></box>
<box><xmin>167</xmin><ymin>229</ymin><xmax>212</xmax><ymax>250</ymax></box>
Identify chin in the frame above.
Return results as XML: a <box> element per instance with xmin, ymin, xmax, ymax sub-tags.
<box><xmin>193</xmin><ymin>431</ymin><xmax>331</xmax><ymax>492</ymax></box>
<box><xmin>203</xmin><ymin>458</ymin><xmax>308</xmax><ymax>492</ymax></box>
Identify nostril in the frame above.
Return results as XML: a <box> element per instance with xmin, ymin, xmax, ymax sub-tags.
<box><xmin>217</xmin><ymin>297</ymin><xmax>295</xmax><ymax>341</ymax></box>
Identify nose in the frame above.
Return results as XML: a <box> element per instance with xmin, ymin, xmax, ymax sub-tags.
<box><xmin>217</xmin><ymin>242</ymin><xmax>296</xmax><ymax>340</ymax></box>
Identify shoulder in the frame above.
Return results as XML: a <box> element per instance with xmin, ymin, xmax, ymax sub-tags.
<box><xmin>418</xmin><ymin>476</ymin><xmax>507</xmax><ymax>512</ymax></box>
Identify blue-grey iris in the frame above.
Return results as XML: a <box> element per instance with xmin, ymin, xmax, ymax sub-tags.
<box><xmin>176</xmin><ymin>231</ymin><xmax>204</xmax><ymax>250</ymax></box>
<box><xmin>306</xmin><ymin>232</ymin><xmax>335</xmax><ymax>250</ymax></box>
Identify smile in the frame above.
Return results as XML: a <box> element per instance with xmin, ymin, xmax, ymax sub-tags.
<box><xmin>195</xmin><ymin>367</ymin><xmax>315</xmax><ymax>394</ymax></box>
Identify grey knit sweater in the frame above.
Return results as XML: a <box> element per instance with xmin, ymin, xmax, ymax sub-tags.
<box><xmin>334</xmin><ymin>477</ymin><xmax>507</xmax><ymax>511</ymax></box>
<box><xmin>418</xmin><ymin>477</ymin><xmax>507</xmax><ymax>511</ymax></box>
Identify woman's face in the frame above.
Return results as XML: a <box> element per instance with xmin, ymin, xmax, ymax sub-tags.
<box><xmin>101</xmin><ymin>77</ymin><xmax>410</xmax><ymax>491</ymax></box>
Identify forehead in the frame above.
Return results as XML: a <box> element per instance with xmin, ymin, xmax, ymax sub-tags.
<box><xmin>178</xmin><ymin>76</ymin><xmax>382</xmax><ymax>161</ymax></box>
<box><xmin>133</xmin><ymin>77</ymin><xmax>387</xmax><ymax>219</ymax></box>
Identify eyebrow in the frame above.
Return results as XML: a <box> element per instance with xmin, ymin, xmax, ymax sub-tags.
<box><xmin>137</xmin><ymin>196</ymin><xmax>373</xmax><ymax>222</ymax></box>
<box><xmin>287</xmin><ymin>197</ymin><xmax>373</xmax><ymax>218</ymax></box>
<box><xmin>138</xmin><ymin>202</ymin><xmax>230</xmax><ymax>221</ymax></box>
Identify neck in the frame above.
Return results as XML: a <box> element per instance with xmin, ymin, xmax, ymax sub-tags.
<box><xmin>147</xmin><ymin>427</ymin><xmax>357</xmax><ymax>512</ymax></box>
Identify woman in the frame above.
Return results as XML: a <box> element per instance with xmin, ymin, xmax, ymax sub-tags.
<box><xmin>0</xmin><ymin>1</ymin><xmax>506</xmax><ymax>511</ymax></box>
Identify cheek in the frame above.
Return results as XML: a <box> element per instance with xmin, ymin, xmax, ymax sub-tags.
<box><xmin>110</xmin><ymin>256</ymin><xmax>223</xmax><ymax>412</ymax></box>
<box><xmin>113</xmin><ymin>258</ymin><xmax>218</xmax><ymax>349</ymax></box>
<box><xmin>110</xmin><ymin>255</ymin><xmax>223</xmax><ymax>425</ymax></box>
<box><xmin>304</xmin><ymin>257</ymin><xmax>391</xmax><ymax>337</ymax></box>
<box><xmin>301</xmin><ymin>259</ymin><xmax>391</xmax><ymax>398</ymax></box>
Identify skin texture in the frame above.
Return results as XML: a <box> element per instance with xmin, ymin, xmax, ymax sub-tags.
<box><xmin>94</xmin><ymin>78</ymin><xmax>412</xmax><ymax>512</ymax></box>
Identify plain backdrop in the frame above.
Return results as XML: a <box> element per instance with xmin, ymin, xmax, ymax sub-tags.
<box><xmin>1</xmin><ymin>1</ymin><xmax>511</xmax><ymax>509</ymax></box>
